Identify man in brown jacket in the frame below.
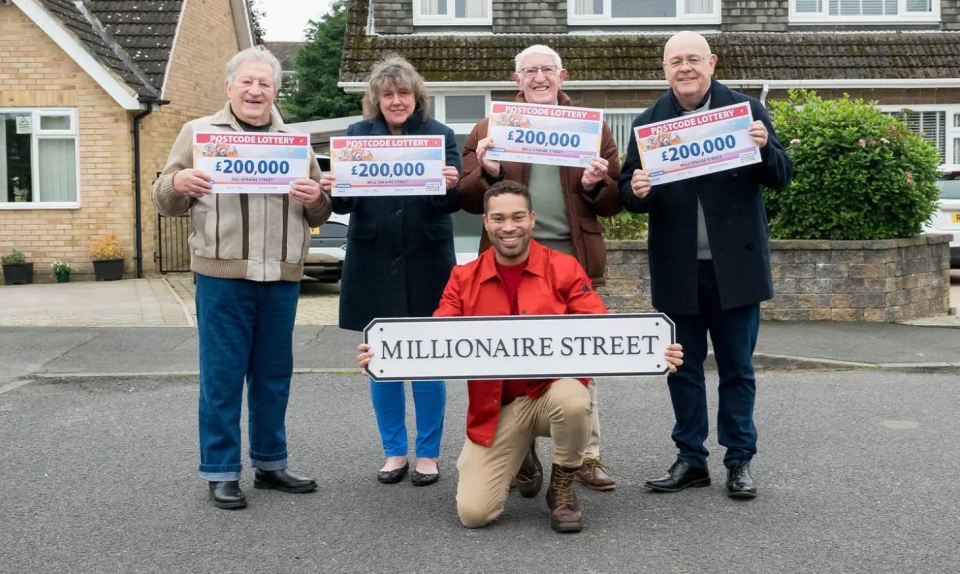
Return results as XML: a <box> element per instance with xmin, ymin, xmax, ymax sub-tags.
<box><xmin>460</xmin><ymin>44</ymin><xmax>622</xmax><ymax>492</ymax></box>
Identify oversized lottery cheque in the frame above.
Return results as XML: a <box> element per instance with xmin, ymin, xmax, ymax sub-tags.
<box><xmin>193</xmin><ymin>132</ymin><xmax>310</xmax><ymax>194</ymax></box>
<box><xmin>330</xmin><ymin>135</ymin><xmax>445</xmax><ymax>197</ymax></box>
<box><xmin>634</xmin><ymin>102</ymin><xmax>760</xmax><ymax>186</ymax></box>
<box><xmin>486</xmin><ymin>101</ymin><xmax>603</xmax><ymax>168</ymax></box>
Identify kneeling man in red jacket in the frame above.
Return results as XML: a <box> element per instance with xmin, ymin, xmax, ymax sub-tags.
<box><xmin>359</xmin><ymin>180</ymin><xmax>683</xmax><ymax>533</ymax></box>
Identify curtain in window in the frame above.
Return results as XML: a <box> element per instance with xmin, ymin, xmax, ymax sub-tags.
<box><xmin>0</xmin><ymin>121</ymin><xmax>7</xmax><ymax>202</ymax></box>
<box><xmin>906</xmin><ymin>0</ymin><xmax>932</xmax><ymax>11</ymax></box>
<box><xmin>795</xmin><ymin>0</ymin><xmax>821</xmax><ymax>11</ymax></box>
<box><xmin>685</xmin><ymin>0</ymin><xmax>713</xmax><ymax>14</ymax></box>
<box><xmin>575</xmin><ymin>0</ymin><xmax>602</xmax><ymax>14</ymax></box>
<box><xmin>613</xmin><ymin>0</ymin><xmax>676</xmax><ymax>18</ymax></box>
<box><xmin>38</xmin><ymin>139</ymin><xmax>76</xmax><ymax>202</ymax></box>
<box><xmin>421</xmin><ymin>0</ymin><xmax>442</xmax><ymax>16</ymax></box>
<box><xmin>457</xmin><ymin>0</ymin><xmax>487</xmax><ymax>17</ymax></box>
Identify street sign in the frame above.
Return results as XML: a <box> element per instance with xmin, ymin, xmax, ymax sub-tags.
<box><xmin>363</xmin><ymin>313</ymin><xmax>675</xmax><ymax>382</ymax></box>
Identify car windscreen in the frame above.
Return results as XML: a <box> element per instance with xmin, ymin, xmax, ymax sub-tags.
<box><xmin>937</xmin><ymin>179</ymin><xmax>960</xmax><ymax>200</ymax></box>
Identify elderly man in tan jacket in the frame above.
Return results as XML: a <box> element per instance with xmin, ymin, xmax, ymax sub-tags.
<box><xmin>152</xmin><ymin>46</ymin><xmax>330</xmax><ymax>510</ymax></box>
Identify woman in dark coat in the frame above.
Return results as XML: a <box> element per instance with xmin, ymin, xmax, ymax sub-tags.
<box><xmin>319</xmin><ymin>56</ymin><xmax>460</xmax><ymax>486</ymax></box>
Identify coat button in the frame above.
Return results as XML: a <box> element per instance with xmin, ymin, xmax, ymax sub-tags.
<box><xmin>745</xmin><ymin>242</ymin><xmax>754</xmax><ymax>251</ymax></box>
<box><xmin>395</xmin><ymin>209</ymin><xmax>403</xmax><ymax>216</ymax></box>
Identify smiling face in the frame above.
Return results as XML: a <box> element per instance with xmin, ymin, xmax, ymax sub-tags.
<box><xmin>225</xmin><ymin>60</ymin><xmax>276</xmax><ymax>126</ymax></box>
<box><xmin>378</xmin><ymin>82</ymin><xmax>416</xmax><ymax>133</ymax></box>
<box><xmin>662</xmin><ymin>31</ymin><xmax>717</xmax><ymax>111</ymax></box>
<box><xmin>514</xmin><ymin>52</ymin><xmax>567</xmax><ymax>106</ymax></box>
<box><xmin>483</xmin><ymin>192</ymin><xmax>536</xmax><ymax>265</ymax></box>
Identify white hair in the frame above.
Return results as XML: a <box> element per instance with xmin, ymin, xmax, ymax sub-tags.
<box><xmin>225</xmin><ymin>45</ymin><xmax>282</xmax><ymax>90</ymax></box>
<box><xmin>514</xmin><ymin>45</ymin><xmax>562</xmax><ymax>72</ymax></box>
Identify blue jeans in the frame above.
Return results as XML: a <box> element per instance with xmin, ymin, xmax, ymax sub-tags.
<box><xmin>195</xmin><ymin>274</ymin><xmax>300</xmax><ymax>481</ymax></box>
<box><xmin>665</xmin><ymin>261</ymin><xmax>759</xmax><ymax>470</ymax></box>
<box><xmin>370</xmin><ymin>379</ymin><xmax>446</xmax><ymax>458</ymax></box>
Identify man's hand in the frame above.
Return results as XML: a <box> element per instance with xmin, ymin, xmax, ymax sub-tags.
<box><xmin>747</xmin><ymin>120</ymin><xmax>768</xmax><ymax>149</ymax></box>
<box><xmin>289</xmin><ymin>178</ymin><xmax>324</xmax><ymax>208</ymax></box>
<box><xmin>442</xmin><ymin>165</ymin><xmax>460</xmax><ymax>190</ymax></box>
<box><xmin>475</xmin><ymin>137</ymin><xmax>502</xmax><ymax>179</ymax></box>
<box><xmin>357</xmin><ymin>343</ymin><xmax>374</xmax><ymax>369</ymax></box>
<box><xmin>630</xmin><ymin>169</ymin><xmax>652</xmax><ymax>199</ymax></box>
<box><xmin>581</xmin><ymin>157</ymin><xmax>608</xmax><ymax>190</ymax></box>
<box><xmin>173</xmin><ymin>169</ymin><xmax>213</xmax><ymax>198</ymax></box>
<box><xmin>664</xmin><ymin>343</ymin><xmax>684</xmax><ymax>374</ymax></box>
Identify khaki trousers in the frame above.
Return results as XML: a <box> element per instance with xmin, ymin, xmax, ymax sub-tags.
<box><xmin>456</xmin><ymin>378</ymin><xmax>592</xmax><ymax>528</ymax></box>
<box><xmin>585</xmin><ymin>380</ymin><xmax>601</xmax><ymax>459</ymax></box>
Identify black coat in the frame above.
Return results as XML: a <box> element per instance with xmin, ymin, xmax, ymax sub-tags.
<box><xmin>333</xmin><ymin>114</ymin><xmax>461</xmax><ymax>331</ymax></box>
<box><xmin>618</xmin><ymin>80</ymin><xmax>793</xmax><ymax>314</ymax></box>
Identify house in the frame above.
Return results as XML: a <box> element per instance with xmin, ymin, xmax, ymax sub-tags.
<box><xmin>339</xmin><ymin>1</ymin><xmax>960</xmax><ymax>169</ymax></box>
<box><xmin>0</xmin><ymin>0</ymin><xmax>255</xmax><ymax>281</ymax></box>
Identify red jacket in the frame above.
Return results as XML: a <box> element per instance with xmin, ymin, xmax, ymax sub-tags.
<box><xmin>433</xmin><ymin>240</ymin><xmax>608</xmax><ymax>447</ymax></box>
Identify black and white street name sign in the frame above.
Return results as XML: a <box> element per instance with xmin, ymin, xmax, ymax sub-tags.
<box><xmin>363</xmin><ymin>313</ymin><xmax>675</xmax><ymax>382</ymax></box>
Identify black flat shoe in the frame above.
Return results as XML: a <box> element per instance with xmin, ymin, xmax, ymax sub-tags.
<box><xmin>208</xmin><ymin>480</ymin><xmax>246</xmax><ymax>509</ymax></box>
<box><xmin>726</xmin><ymin>460</ymin><xmax>757</xmax><ymax>499</ymax></box>
<box><xmin>644</xmin><ymin>460</ymin><xmax>711</xmax><ymax>492</ymax></box>
<box><xmin>377</xmin><ymin>461</ymin><xmax>409</xmax><ymax>484</ymax></box>
<box><xmin>411</xmin><ymin>466</ymin><xmax>439</xmax><ymax>486</ymax></box>
<box><xmin>253</xmin><ymin>468</ymin><xmax>317</xmax><ymax>493</ymax></box>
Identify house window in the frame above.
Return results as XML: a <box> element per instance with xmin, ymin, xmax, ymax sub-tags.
<box><xmin>880</xmin><ymin>106</ymin><xmax>960</xmax><ymax>169</ymax></box>
<box><xmin>414</xmin><ymin>0</ymin><xmax>491</xmax><ymax>25</ymax></box>
<box><xmin>791</xmin><ymin>0</ymin><xmax>938</xmax><ymax>22</ymax></box>
<box><xmin>0</xmin><ymin>109</ymin><xmax>79</xmax><ymax>208</ymax></box>
<box><xmin>429</xmin><ymin>94</ymin><xmax>488</xmax><ymax>154</ymax></box>
<box><xmin>569</xmin><ymin>0</ymin><xmax>719</xmax><ymax>24</ymax></box>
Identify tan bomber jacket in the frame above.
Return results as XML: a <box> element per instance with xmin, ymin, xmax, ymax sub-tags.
<box><xmin>152</xmin><ymin>103</ymin><xmax>331</xmax><ymax>282</ymax></box>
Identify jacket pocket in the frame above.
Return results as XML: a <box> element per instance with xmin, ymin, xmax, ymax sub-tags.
<box><xmin>347</xmin><ymin>222</ymin><xmax>377</xmax><ymax>240</ymax></box>
<box><xmin>579</xmin><ymin>218</ymin><xmax>604</xmax><ymax>235</ymax></box>
<box><xmin>423</xmin><ymin>222</ymin><xmax>453</xmax><ymax>242</ymax></box>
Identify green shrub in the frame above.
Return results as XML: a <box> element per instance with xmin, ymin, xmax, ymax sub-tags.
<box><xmin>2</xmin><ymin>249</ymin><xmax>27</xmax><ymax>265</ymax></box>
<box><xmin>601</xmin><ymin>211</ymin><xmax>648</xmax><ymax>240</ymax></box>
<box><xmin>764</xmin><ymin>90</ymin><xmax>941</xmax><ymax>240</ymax></box>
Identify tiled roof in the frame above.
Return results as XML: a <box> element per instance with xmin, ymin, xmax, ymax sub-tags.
<box><xmin>262</xmin><ymin>41</ymin><xmax>305</xmax><ymax>72</ymax></box>
<box><xmin>35</xmin><ymin>0</ymin><xmax>184</xmax><ymax>97</ymax></box>
<box><xmin>341</xmin><ymin>3</ymin><xmax>960</xmax><ymax>83</ymax></box>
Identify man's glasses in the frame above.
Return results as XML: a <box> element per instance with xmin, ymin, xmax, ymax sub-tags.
<box><xmin>520</xmin><ymin>65</ymin><xmax>559</xmax><ymax>78</ymax></box>
<box><xmin>664</xmin><ymin>56</ymin><xmax>708</xmax><ymax>69</ymax></box>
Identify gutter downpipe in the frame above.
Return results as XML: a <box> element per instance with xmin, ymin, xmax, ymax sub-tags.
<box><xmin>132</xmin><ymin>96</ymin><xmax>169</xmax><ymax>278</ymax></box>
<box><xmin>760</xmin><ymin>82</ymin><xmax>770</xmax><ymax>107</ymax></box>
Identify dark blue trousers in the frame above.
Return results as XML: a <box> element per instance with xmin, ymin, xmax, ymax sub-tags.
<box><xmin>195</xmin><ymin>274</ymin><xmax>299</xmax><ymax>481</ymax></box>
<box><xmin>665</xmin><ymin>261</ymin><xmax>759</xmax><ymax>469</ymax></box>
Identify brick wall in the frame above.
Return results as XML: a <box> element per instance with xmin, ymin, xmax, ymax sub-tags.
<box><xmin>599</xmin><ymin>236</ymin><xmax>951</xmax><ymax>322</ymax></box>
<box><xmin>373</xmin><ymin>0</ymin><xmax>414</xmax><ymax>34</ymax></box>
<box><xmin>493</xmin><ymin>1</ymin><xmax>566</xmax><ymax>33</ymax></box>
<box><xmin>722</xmin><ymin>0</ymin><xmax>789</xmax><ymax>32</ymax></box>
<box><xmin>0</xmin><ymin>4</ymin><xmax>134</xmax><ymax>282</ymax></box>
<box><xmin>140</xmin><ymin>0</ymin><xmax>243</xmax><ymax>274</ymax></box>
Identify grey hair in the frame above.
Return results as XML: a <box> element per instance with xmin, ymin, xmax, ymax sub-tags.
<box><xmin>225</xmin><ymin>46</ymin><xmax>282</xmax><ymax>90</ymax></box>
<box><xmin>514</xmin><ymin>45</ymin><xmax>562</xmax><ymax>72</ymax></box>
<box><xmin>362</xmin><ymin>55</ymin><xmax>429</xmax><ymax>121</ymax></box>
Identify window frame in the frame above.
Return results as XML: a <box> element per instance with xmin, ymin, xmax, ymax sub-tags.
<box><xmin>878</xmin><ymin>103</ymin><xmax>960</xmax><ymax>170</ymax></box>
<box><xmin>567</xmin><ymin>0</ymin><xmax>721</xmax><ymax>26</ymax></box>
<box><xmin>0</xmin><ymin>107</ymin><xmax>81</xmax><ymax>210</ymax></box>
<box><xmin>413</xmin><ymin>0</ymin><xmax>493</xmax><ymax>26</ymax></box>
<box><xmin>429</xmin><ymin>92</ymin><xmax>491</xmax><ymax>149</ymax></box>
<box><xmin>789</xmin><ymin>0</ymin><xmax>940</xmax><ymax>24</ymax></box>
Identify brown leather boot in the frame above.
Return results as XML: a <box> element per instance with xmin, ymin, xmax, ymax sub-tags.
<box><xmin>545</xmin><ymin>464</ymin><xmax>583</xmax><ymax>533</ymax></box>
<box><xmin>514</xmin><ymin>441</ymin><xmax>543</xmax><ymax>498</ymax></box>
<box><xmin>576</xmin><ymin>457</ymin><xmax>616</xmax><ymax>491</ymax></box>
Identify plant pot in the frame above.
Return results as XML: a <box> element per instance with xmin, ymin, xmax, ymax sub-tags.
<box><xmin>2</xmin><ymin>262</ymin><xmax>33</xmax><ymax>285</ymax></box>
<box><xmin>92</xmin><ymin>259</ymin><xmax>124</xmax><ymax>281</ymax></box>
<box><xmin>55</xmin><ymin>271</ymin><xmax>70</xmax><ymax>283</ymax></box>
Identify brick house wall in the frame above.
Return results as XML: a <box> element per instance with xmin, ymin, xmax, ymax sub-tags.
<box><xmin>139</xmin><ymin>0</ymin><xmax>243</xmax><ymax>273</ymax></box>
<box><xmin>0</xmin><ymin>4</ymin><xmax>134</xmax><ymax>282</ymax></box>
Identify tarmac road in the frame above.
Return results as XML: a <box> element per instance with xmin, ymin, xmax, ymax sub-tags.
<box><xmin>1</xmin><ymin>370</ymin><xmax>957</xmax><ymax>574</ymax></box>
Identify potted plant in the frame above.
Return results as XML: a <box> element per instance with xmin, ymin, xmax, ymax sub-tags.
<box><xmin>89</xmin><ymin>234</ymin><xmax>125</xmax><ymax>281</ymax></box>
<box><xmin>2</xmin><ymin>249</ymin><xmax>34</xmax><ymax>285</ymax></box>
<box><xmin>51</xmin><ymin>260</ymin><xmax>72</xmax><ymax>283</ymax></box>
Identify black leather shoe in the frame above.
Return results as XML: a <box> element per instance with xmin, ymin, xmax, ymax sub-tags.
<box><xmin>726</xmin><ymin>461</ymin><xmax>757</xmax><ymax>499</ymax></box>
<box><xmin>377</xmin><ymin>461</ymin><xmax>409</xmax><ymax>484</ymax></box>
<box><xmin>208</xmin><ymin>480</ymin><xmax>246</xmax><ymax>509</ymax></box>
<box><xmin>411</xmin><ymin>465</ymin><xmax>440</xmax><ymax>487</ymax></box>
<box><xmin>644</xmin><ymin>460</ymin><xmax>711</xmax><ymax>492</ymax></box>
<box><xmin>253</xmin><ymin>468</ymin><xmax>317</xmax><ymax>493</ymax></box>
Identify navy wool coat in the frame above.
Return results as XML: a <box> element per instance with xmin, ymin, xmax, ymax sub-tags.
<box><xmin>333</xmin><ymin>113</ymin><xmax>461</xmax><ymax>331</ymax></box>
<box><xmin>618</xmin><ymin>80</ymin><xmax>793</xmax><ymax>315</ymax></box>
